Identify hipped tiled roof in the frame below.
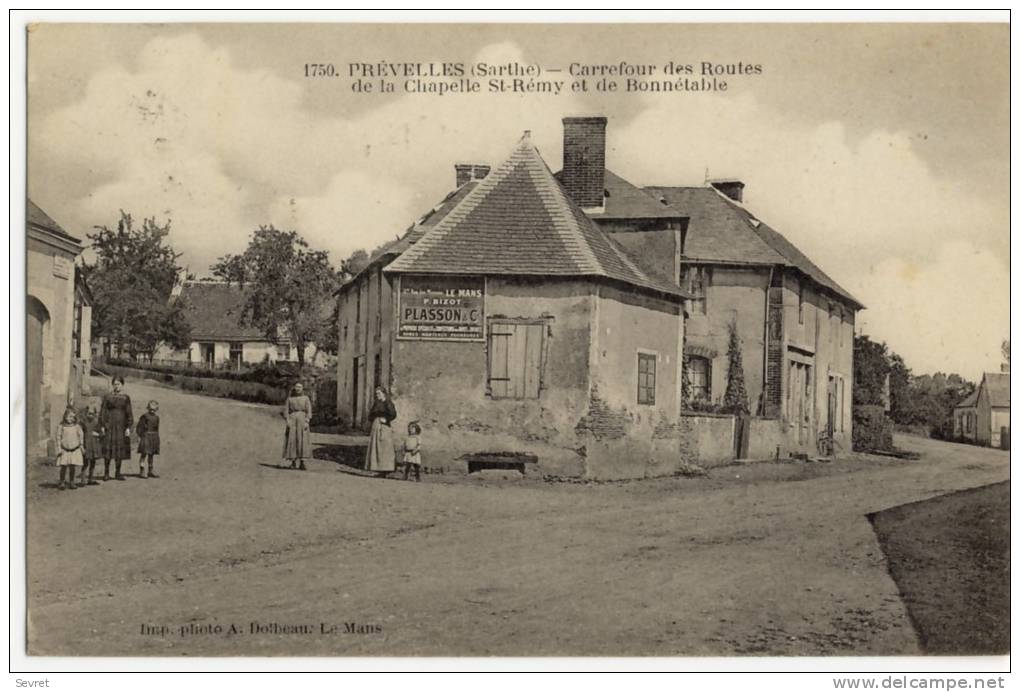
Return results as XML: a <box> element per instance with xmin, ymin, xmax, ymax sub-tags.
<box><xmin>646</xmin><ymin>186</ymin><xmax>863</xmax><ymax>309</ymax></box>
<box><xmin>355</xmin><ymin>181</ymin><xmax>480</xmax><ymax>279</ymax></box>
<box><xmin>554</xmin><ymin>169</ymin><xmax>685</xmax><ymax>220</ymax></box>
<box><xmin>385</xmin><ymin>135</ymin><xmax>685</xmax><ymax>299</ymax></box>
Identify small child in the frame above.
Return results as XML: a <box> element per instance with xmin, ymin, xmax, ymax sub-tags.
<box><xmin>78</xmin><ymin>400</ymin><xmax>103</xmax><ymax>487</ymax></box>
<box><xmin>401</xmin><ymin>421</ymin><xmax>422</xmax><ymax>482</ymax></box>
<box><xmin>135</xmin><ymin>400</ymin><xmax>161</xmax><ymax>479</ymax></box>
<box><xmin>56</xmin><ymin>408</ymin><xmax>84</xmax><ymax>490</ymax></box>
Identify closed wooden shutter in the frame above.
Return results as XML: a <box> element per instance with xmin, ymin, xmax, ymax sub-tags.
<box><xmin>489</xmin><ymin>322</ymin><xmax>544</xmax><ymax>399</ymax></box>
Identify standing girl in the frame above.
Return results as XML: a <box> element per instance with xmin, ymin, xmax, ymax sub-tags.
<box><xmin>78</xmin><ymin>400</ymin><xmax>103</xmax><ymax>486</ymax></box>
<box><xmin>401</xmin><ymin>421</ymin><xmax>423</xmax><ymax>482</ymax></box>
<box><xmin>100</xmin><ymin>375</ymin><xmax>133</xmax><ymax>481</ymax></box>
<box><xmin>365</xmin><ymin>386</ymin><xmax>397</xmax><ymax>476</ymax></box>
<box><xmin>136</xmin><ymin>400</ymin><xmax>161</xmax><ymax>479</ymax></box>
<box><xmin>281</xmin><ymin>382</ymin><xmax>313</xmax><ymax>470</ymax></box>
<box><xmin>56</xmin><ymin>408</ymin><xmax>84</xmax><ymax>490</ymax></box>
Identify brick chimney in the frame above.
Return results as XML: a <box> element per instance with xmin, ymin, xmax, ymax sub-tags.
<box><xmin>710</xmin><ymin>179</ymin><xmax>745</xmax><ymax>203</ymax></box>
<box><xmin>561</xmin><ymin>116</ymin><xmax>607</xmax><ymax>209</ymax></box>
<box><xmin>455</xmin><ymin>163</ymin><xmax>490</xmax><ymax>188</ymax></box>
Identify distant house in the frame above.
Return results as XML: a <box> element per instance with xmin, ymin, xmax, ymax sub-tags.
<box><xmin>154</xmin><ymin>280</ymin><xmax>314</xmax><ymax>369</ymax></box>
<box><xmin>952</xmin><ymin>389</ymin><xmax>979</xmax><ymax>442</ymax></box>
<box><xmin>968</xmin><ymin>372</ymin><xmax>1009</xmax><ymax>449</ymax></box>
<box><xmin>27</xmin><ymin>199</ymin><xmax>93</xmax><ymax>456</ymax></box>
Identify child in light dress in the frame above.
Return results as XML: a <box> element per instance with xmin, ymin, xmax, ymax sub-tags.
<box><xmin>56</xmin><ymin>408</ymin><xmax>84</xmax><ymax>490</ymax></box>
<box><xmin>402</xmin><ymin>421</ymin><xmax>422</xmax><ymax>482</ymax></box>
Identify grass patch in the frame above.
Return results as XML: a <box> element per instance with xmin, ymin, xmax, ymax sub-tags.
<box><xmin>869</xmin><ymin>481</ymin><xmax>1009</xmax><ymax>654</ymax></box>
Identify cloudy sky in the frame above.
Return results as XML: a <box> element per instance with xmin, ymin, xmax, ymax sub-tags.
<box><xmin>27</xmin><ymin>22</ymin><xmax>1008</xmax><ymax>380</ymax></box>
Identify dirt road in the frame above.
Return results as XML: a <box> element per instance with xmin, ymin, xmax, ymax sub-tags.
<box><xmin>26</xmin><ymin>378</ymin><xmax>1010</xmax><ymax>656</ymax></box>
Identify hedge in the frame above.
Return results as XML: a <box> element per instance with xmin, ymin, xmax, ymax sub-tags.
<box><xmin>853</xmin><ymin>405</ymin><xmax>894</xmax><ymax>452</ymax></box>
<box><xmin>105</xmin><ymin>357</ymin><xmax>302</xmax><ymax>389</ymax></box>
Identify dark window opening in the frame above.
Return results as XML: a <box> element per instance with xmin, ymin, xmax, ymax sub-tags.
<box><xmin>689</xmin><ymin>355</ymin><xmax>711</xmax><ymax>402</ymax></box>
<box><xmin>638</xmin><ymin>353</ymin><xmax>657</xmax><ymax>405</ymax></box>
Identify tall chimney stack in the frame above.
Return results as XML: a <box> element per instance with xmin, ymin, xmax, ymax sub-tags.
<box><xmin>455</xmin><ymin>163</ymin><xmax>490</xmax><ymax>188</ymax></box>
<box><xmin>561</xmin><ymin>116</ymin><xmax>607</xmax><ymax>209</ymax></box>
<box><xmin>710</xmin><ymin>179</ymin><xmax>745</xmax><ymax>203</ymax></box>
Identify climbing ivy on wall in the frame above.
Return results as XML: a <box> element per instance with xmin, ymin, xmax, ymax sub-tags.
<box><xmin>722</xmin><ymin>319</ymin><xmax>750</xmax><ymax>416</ymax></box>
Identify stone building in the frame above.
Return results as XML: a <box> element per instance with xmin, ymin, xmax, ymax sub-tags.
<box><xmin>549</xmin><ymin>116</ymin><xmax>863</xmax><ymax>456</ymax></box>
<box><xmin>26</xmin><ymin>199</ymin><xmax>92</xmax><ymax>456</ymax></box>
<box><xmin>336</xmin><ymin>133</ymin><xmax>688</xmax><ymax>478</ymax></box>
<box><xmin>336</xmin><ymin>115</ymin><xmax>864</xmax><ymax>474</ymax></box>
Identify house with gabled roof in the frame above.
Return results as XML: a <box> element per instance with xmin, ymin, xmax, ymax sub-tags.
<box><xmin>336</xmin><ymin>133</ymin><xmax>689</xmax><ymax>478</ymax></box>
<box><xmin>645</xmin><ymin>184</ymin><xmax>863</xmax><ymax>454</ymax></box>
<box><xmin>553</xmin><ymin>115</ymin><xmax>862</xmax><ymax>456</ymax></box>
<box><xmin>973</xmin><ymin>371</ymin><xmax>1009</xmax><ymax>448</ymax></box>
<box><xmin>154</xmin><ymin>280</ymin><xmax>315</xmax><ymax>369</ymax></box>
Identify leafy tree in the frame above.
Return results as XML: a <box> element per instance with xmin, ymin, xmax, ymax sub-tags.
<box><xmin>82</xmin><ymin>211</ymin><xmax>190</xmax><ymax>359</ymax></box>
<box><xmin>211</xmin><ymin>226</ymin><xmax>340</xmax><ymax>368</ymax></box>
<box><xmin>852</xmin><ymin>334</ymin><xmax>891</xmax><ymax>406</ymax></box>
<box><xmin>722</xmin><ymin>319</ymin><xmax>749</xmax><ymax>415</ymax></box>
<box><xmin>1003</xmin><ymin>339</ymin><xmax>1010</xmax><ymax>370</ymax></box>
<box><xmin>340</xmin><ymin>248</ymin><xmax>370</xmax><ymax>281</ymax></box>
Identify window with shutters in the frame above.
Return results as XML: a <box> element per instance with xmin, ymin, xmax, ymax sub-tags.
<box><xmin>487</xmin><ymin>320</ymin><xmax>546</xmax><ymax>399</ymax></box>
<box><xmin>637</xmin><ymin>352</ymin><xmax>657</xmax><ymax>405</ymax></box>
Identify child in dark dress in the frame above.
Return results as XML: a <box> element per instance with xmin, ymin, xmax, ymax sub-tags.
<box><xmin>136</xmin><ymin>400</ymin><xmax>161</xmax><ymax>479</ymax></box>
<box><xmin>78</xmin><ymin>400</ymin><xmax>103</xmax><ymax>486</ymax></box>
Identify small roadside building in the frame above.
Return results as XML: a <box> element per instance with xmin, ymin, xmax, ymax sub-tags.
<box><xmin>974</xmin><ymin>372</ymin><xmax>1009</xmax><ymax>449</ymax></box>
<box><xmin>153</xmin><ymin>280</ymin><xmax>315</xmax><ymax>369</ymax></box>
<box><xmin>27</xmin><ymin>199</ymin><xmax>93</xmax><ymax>456</ymax></box>
<box><xmin>336</xmin><ymin>133</ymin><xmax>689</xmax><ymax>478</ymax></box>
<box><xmin>952</xmin><ymin>389</ymin><xmax>979</xmax><ymax>442</ymax></box>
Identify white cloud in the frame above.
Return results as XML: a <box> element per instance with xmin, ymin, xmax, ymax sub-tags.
<box><xmin>611</xmin><ymin>91</ymin><xmax>1008</xmax><ymax>378</ymax></box>
<box><xmin>31</xmin><ymin>34</ymin><xmax>583</xmax><ymax>273</ymax></box>
<box><xmin>855</xmin><ymin>242</ymin><xmax>1009</xmax><ymax>380</ymax></box>
<box><xmin>29</xmin><ymin>33</ymin><xmax>1007</xmax><ymax>378</ymax></box>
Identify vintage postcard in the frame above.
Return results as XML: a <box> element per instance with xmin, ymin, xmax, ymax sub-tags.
<box><xmin>19</xmin><ymin>17</ymin><xmax>1009</xmax><ymax>666</ymax></box>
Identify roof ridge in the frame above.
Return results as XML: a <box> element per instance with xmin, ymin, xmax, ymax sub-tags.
<box><xmin>527</xmin><ymin>142</ymin><xmax>602</xmax><ymax>274</ymax></box>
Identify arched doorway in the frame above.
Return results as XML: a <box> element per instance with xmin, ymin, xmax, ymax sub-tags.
<box><xmin>27</xmin><ymin>296</ymin><xmax>49</xmax><ymax>452</ymax></box>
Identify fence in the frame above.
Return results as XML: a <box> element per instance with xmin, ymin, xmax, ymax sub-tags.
<box><xmin>96</xmin><ymin>355</ymin><xmax>253</xmax><ymax>374</ymax></box>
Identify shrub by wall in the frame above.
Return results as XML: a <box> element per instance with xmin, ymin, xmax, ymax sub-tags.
<box><xmin>853</xmin><ymin>404</ymin><xmax>894</xmax><ymax>452</ymax></box>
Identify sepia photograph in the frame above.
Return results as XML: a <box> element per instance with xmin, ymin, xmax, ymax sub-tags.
<box><xmin>14</xmin><ymin>13</ymin><xmax>1010</xmax><ymax>671</ymax></box>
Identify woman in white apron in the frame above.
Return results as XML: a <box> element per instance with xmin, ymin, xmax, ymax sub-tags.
<box><xmin>365</xmin><ymin>386</ymin><xmax>397</xmax><ymax>476</ymax></box>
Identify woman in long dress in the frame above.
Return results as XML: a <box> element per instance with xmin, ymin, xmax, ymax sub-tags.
<box><xmin>100</xmin><ymin>376</ymin><xmax>133</xmax><ymax>481</ymax></box>
<box><xmin>281</xmin><ymin>382</ymin><xmax>313</xmax><ymax>470</ymax></box>
<box><xmin>365</xmin><ymin>386</ymin><xmax>397</xmax><ymax>476</ymax></box>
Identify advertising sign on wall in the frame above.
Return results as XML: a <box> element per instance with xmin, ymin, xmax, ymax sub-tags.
<box><xmin>397</xmin><ymin>275</ymin><xmax>485</xmax><ymax>341</ymax></box>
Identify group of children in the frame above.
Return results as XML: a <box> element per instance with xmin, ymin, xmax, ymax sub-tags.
<box><xmin>55</xmin><ymin>398</ymin><xmax>162</xmax><ymax>490</ymax></box>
